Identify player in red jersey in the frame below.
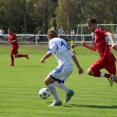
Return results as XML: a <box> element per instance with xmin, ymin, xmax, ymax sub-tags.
<box><xmin>8</xmin><ymin>28</ymin><xmax>29</xmax><ymax>66</ymax></box>
<box><xmin>81</xmin><ymin>18</ymin><xmax>117</xmax><ymax>86</ymax></box>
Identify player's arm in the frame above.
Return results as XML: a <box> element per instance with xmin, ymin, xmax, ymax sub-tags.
<box><xmin>72</xmin><ymin>55</ymin><xmax>83</xmax><ymax>75</ymax></box>
<box><xmin>106</xmin><ymin>32</ymin><xmax>117</xmax><ymax>50</ymax></box>
<box><xmin>11</xmin><ymin>38</ymin><xmax>18</xmax><ymax>43</ymax></box>
<box><xmin>81</xmin><ymin>41</ymin><xmax>97</xmax><ymax>51</ymax></box>
<box><xmin>41</xmin><ymin>40</ymin><xmax>57</xmax><ymax>63</ymax></box>
<box><xmin>8</xmin><ymin>38</ymin><xmax>18</xmax><ymax>43</ymax></box>
<box><xmin>41</xmin><ymin>52</ymin><xmax>52</xmax><ymax>63</ymax></box>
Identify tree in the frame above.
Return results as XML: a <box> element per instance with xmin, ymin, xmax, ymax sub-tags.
<box><xmin>55</xmin><ymin>0</ymin><xmax>80</xmax><ymax>34</ymax></box>
<box><xmin>0</xmin><ymin>0</ymin><xmax>117</xmax><ymax>34</ymax></box>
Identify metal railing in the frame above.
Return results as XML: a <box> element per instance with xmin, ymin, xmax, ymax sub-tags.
<box><xmin>1</xmin><ymin>34</ymin><xmax>117</xmax><ymax>45</ymax></box>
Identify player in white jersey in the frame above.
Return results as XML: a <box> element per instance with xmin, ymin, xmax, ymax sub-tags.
<box><xmin>41</xmin><ymin>28</ymin><xmax>83</xmax><ymax>106</ymax></box>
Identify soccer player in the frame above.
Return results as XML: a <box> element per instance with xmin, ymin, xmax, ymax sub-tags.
<box><xmin>70</xmin><ymin>39</ymin><xmax>77</xmax><ymax>54</ymax></box>
<box><xmin>81</xmin><ymin>18</ymin><xmax>117</xmax><ymax>86</ymax></box>
<box><xmin>8</xmin><ymin>28</ymin><xmax>29</xmax><ymax>66</ymax></box>
<box><xmin>59</xmin><ymin>34</ymin><xmax>77</xmax><ymax>54</ymax></box>
<box><xmin>41</xmin><ymin>28</ymin><xmax>83</xmax><ymax>106</ymax></box>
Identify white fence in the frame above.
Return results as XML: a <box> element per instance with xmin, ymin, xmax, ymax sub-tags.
<box><xmin>1</xmin><ymin>34</ymin><xmax>117</xmax><ymax>45</ymax></box>
<box><xmin>75</xmin><ymin>34</ymin><xmax>117</xmax><ymax>45</ymax></box>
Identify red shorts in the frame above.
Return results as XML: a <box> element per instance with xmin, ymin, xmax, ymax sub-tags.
<box><xmin>90</xmin><ymin>54</ymin><xmax>116</xmax><ymax>74</ymax></box>
<box><xmin>10</xmin><ymin>44</ymin><xmax>19</xmax><ymax>55</ymax></box>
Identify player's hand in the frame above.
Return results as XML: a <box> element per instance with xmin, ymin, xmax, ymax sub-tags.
<box><xmin>78</xmin><ymin>68</ymin><xmax>84</xmax><ymax>75</ymax></box>
<box><xmin>111</xmin><ymin>44</ymin><xmax>117</xmax><ymax>51</ymax></box>
<box><xmin>41</xmin><ymin>58</ymin><xmax>45</xmax><ymax>63</ymax></box>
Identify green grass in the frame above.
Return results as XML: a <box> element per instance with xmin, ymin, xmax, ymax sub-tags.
<box><xmin>0</xmin><ymin>45</ymin><xmax>117</xmax><ymax>117</ymax></box>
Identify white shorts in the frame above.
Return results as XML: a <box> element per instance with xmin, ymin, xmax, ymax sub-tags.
<box><xmin>49</xmin><ymin>64</ymin><xmax>73</xmax><ymax>83</ymax></box>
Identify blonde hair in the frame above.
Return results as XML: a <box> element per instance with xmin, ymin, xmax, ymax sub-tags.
<box><xmin>47</xmin><ymin>27</ymin><xmax>58</xmax><ymax>38</ymax></box>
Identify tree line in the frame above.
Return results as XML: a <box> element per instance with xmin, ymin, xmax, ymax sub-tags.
<box><xmin>0</xmin><ymin>0</ymin><xmax>117</xmax><ymax>34</ymax></box>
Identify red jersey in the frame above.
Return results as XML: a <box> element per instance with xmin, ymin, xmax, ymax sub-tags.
<box><xmin>8</xmin><ymin>33</ymin><xmax>18</xmax><ymax>46</ymax></box>
<box><xmin>94</xmin><ymin>28</ymin><xmax>111</xmax><ymax>59</ymax></box>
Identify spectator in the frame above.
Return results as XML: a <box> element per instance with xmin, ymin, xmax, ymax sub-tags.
<box><xmin>70</xmin><ymin>39</ymin><xmax>77</xmax><ymax>54</ymax></box>
<box><xmin>0</xmin><ymin>28</ymin><xmax>4</xmax><ymax>42</ymax></box>
<box><xmin>70</xmin><ymin>29</ymin><xmax>75</xmax><ymax>42</ymax></box>
<box><xmin>58</xmin><ymin>27</ymin><xmax>64</xmax><ymax>35</ymax></box>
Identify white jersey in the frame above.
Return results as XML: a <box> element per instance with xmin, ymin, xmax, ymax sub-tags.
<box><xmin>48</xmin><ymin>38</ymin><xmax>74</xmax><ymax>65</ymax></box>
<box><xmin>0</xmin><ymin>29</ymin><xmax>4</xmax><ymax>36</ymax></box>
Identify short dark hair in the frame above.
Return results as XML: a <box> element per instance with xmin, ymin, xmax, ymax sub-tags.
<box><xmin>86</xmin><ymin>18</ymin><xmax>97</xmax><ymax>24</ymax></box>
<box><xmin>8</xmin><ymin>28</ymin><xmax>12</xmax><ymax>31</ymax></box>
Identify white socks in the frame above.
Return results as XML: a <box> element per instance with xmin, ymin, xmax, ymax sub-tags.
<box><xmin>47</xmin><ymin>84</ymin><xmax>60</xmax><ymax>102</ymax></box>
<box><xmin>100</xmin><ymin>72</ymin><xmax>105</xmax><ymax>77</ymax></box>
<box><xmin>47</xmin><ymin>82</ymin><xmax>71</xmax><ymax>102</ymax></box>
<box><xmin>54</xmin><ymin>81</ymin><xmax>70</xmax><ymax>93</ymax></box>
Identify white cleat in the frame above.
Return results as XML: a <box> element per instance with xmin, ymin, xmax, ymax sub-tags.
<box><xmin>108</xmin><ymin>74</ymin><xmax>114</xmax><ymax>87</ymax></box>
<box><xmin>48</xmin><ymin>100</ymin><xmax>62</xmax><ymax>106</ymax></box>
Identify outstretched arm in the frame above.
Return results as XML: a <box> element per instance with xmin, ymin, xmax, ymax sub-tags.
<box><xmin>41</xmin><ymin>52</ymin><xmax>52</xmax><ymax>63</ymax></box>
<box><xmin>72</xmin><ymin>55</ymin><xmax>83</xmax><ymax>75</ymax></box>
<box><xmin>106</xmin><ymin>32</ymin><xmax>117</xmax><ymax>50</ymax></box>
<box><xmin>81</xmin><ymin>41</ymin><xmax>97</xmax><ymax>51</ymax></box>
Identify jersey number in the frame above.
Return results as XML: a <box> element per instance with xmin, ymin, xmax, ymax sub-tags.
<box><xmin>61</xmin><ymin>41</ymin><xmax>70</xmax><ymax>50</ymax></box>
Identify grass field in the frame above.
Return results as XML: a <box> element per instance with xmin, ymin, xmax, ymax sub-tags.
<box><xmin>0</xmin><ymin>45</ymin><xmax>117</xmax><ymax>117</ymax></box>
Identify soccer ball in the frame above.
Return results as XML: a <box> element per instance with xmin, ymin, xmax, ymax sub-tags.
<box><xmin>39</xmin><ymin>88</ymin><xmax>50</xmax><ymax>99</ymax></box>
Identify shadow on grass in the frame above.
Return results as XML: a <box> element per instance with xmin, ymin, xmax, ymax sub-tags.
<box><xmin>23</xmin><ymin>65</ymin><xmax>43</xmax><ymax>67</ymax></box>
<box><xmin>63</xmin><ymin>104</ymin><xmax>117</xmax><ymax>109</ymax></box>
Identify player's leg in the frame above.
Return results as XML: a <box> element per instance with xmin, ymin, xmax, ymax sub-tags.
<box><xmin>72</xmin><ymin>46</ymin><xmax>77</xmax><ymax>54</ymax></box>
<box><xmin>88</xmin><ymin>58</ymin><xmax>116</xmax><ymax>86</ymax></box>
<box><xmin>113</xmin><ymin>75</ymin><xmax>117</xmax><ymax>83</ymax></box>
<box><xmin>87</xmin><ymin>60</ymin><xmax>111</xmax><ymax>78</ymax></box>
<box><xmin>54</xmin><ymin>81</ymin><xmax>71</xmax><ymax>93</ymax></box>
<box><xmin>14</xmin><ymin>46</ymin><xmax>29</xmax><ymax>60</ymax></box>
<box><xmin>54</xmin><ymin>81</ymin><xmax>74</xmax><ymax>103</ymax></box>
<box><xmin>54</xmin><ymin>65</ymin><xmax>74</xmax><ymax>103</ymax></box>
<box><xmin>9</xmin><ymin>47</ymin><xmax>15</xmax><ymax>66</ymax></box>
<box><xmin>73</xmin><ymin>50</ymin><xmax>77</xmax><ymax>54</ymax></box>
<box><xmin>105</xmin><ymin>56</ymin><xmax>117</xmax><ymax>86</ymax></box>
<box><xmin>15</xmin><ymin>54</ymin><xmax>29</xmax><ymax>59</ymax></box>
<box><xmin>15</xmin><ymin>54</ymin><xmax>29</xmax><ymax>60</ymax></box>
<box><xmin>44</xmin><ymin>76</ymin><xmax>62</xmax><ymax>106</ymax></box>
<box><xmin>9</xmin><ymin>53</ymin><xmax>14</xmax><ymax>66</ymax></box>
<box><xmin>107</xmin><ymin>74</ymin><xmax>117</xmax><ymax>86</ymax></box>
<box><xmin>87</xmin><ymin>67</ymin><xmax>110</xmax><ymax>77</ymax></box>
<box><xmin>87</xmin><ymin>67</ymin><xmax>114</xmax><ymax>86</ymax></box>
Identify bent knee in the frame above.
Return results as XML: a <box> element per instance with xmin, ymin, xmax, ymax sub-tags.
<box><xmin>14</xmin><ymin>55</ymin><xmax>18</xmax><ymax>58</ymax></box>
<box><xmin>44</xmin><ymin>79</ymin><xmax>48</xmax><ymax>84</ymax></box>
<box><xmin>10</xmin><ymin>54</ymin><xmax>13</xmax><ymax>56</ymax></box>
<box><xmin>44</xmin><ymin>76</ymin><xmax>54</xmax><ymax>86</ymax></box>
<box><xmin>44</xmin><ymin>78</ymin><xmax>48</xmax><ymax>85</ymax></box>
<box><xmin>87</xmin><ymin>69</ymin><xmax>94</xmax><ymax>76</ymax></box>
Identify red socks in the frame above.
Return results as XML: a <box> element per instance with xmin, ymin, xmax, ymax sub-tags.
<box><xmin>17</xmin><ymin>54</ymin><xmax>29</xmax><ymax>60</ymax></box>
<box><xmin>10</xmin><ymin>54</ymin><xmax>29</xmax><ymax>66</ymax></box>
<box><xmin>104</xmin><ymin>74</ymin><xmax>110</xmax><ymax>78</ymax></box>
<box><xmin>93</xmin><ymin>71</ymin><xmax>101</xmax><ymax>77</ymax></box>
<box><xmin>17</xmin><ymin>54</ymin><xmax>27</xmax><ymax>57</ymax></box>
<box><xmin>10</xmin><ymin>55</ymin><xmax>14</xmax><ymax>65</ymax></box>
<box><xmin>93</xmin><ymin>71</ymin><xmax>110</xmax><ymax>78</ymax></box>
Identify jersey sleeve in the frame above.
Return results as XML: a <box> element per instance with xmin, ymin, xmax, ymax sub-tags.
<box><xmin>14</xmin><ymin>34</ymin><xmax>18</xmax><ymax>38</ymax></box>
<box><xmin>95</xmin><ymin>28</ymin><xmax>106</xmax><ymax>36</ymax></box>
<box><xmin>48</xmin><ymin>40</ymin><xmax>57</xmax><ymax>54</ymax></box>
